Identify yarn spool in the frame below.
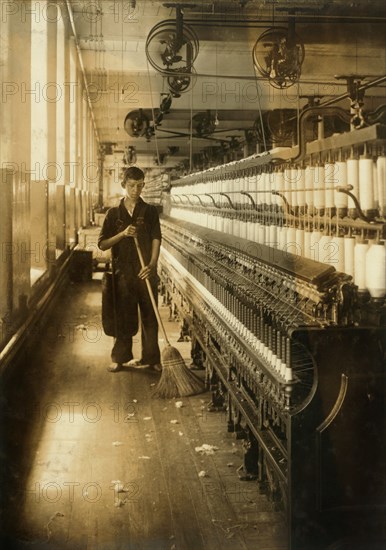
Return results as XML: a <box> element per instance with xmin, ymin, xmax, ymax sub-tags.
<box><xmin>376</xmin><ymin>156</ymin><xmax>386</xmax><ymax>218</ymax></box>
<box><xmin>324</xmin><ymin>161</ymin><xmax>336</xmax><ymax>210</ymax></box>
<box><xmin>284</xmin><ymin>167</ymin><xmax>292</xmax><ymax>208</ymax></box>
<box><xmin>305</xmin><ymin>165</ymin><xmax>314</xmax><ymax>213</ymax></box>
<box><xmin>212</xmin><ymin>212</ymin><xmax>217</xmax><ymax>231</ymax></box>
<box><xmin>278</xmin><ymin>226</ymin><xmax>287</xmax><ymax>251</ymax></box>
<box><xmin>241</xmin><ymin>220</ymin><xmax>248</xmax><ymax>240</ymax></box>
<box><xmin>239</xmin><ymin>216</ymin><xmax>246</xmax><ymax>240</ymax></box>
<box><xmin>270</xmin><ymin>170</ymin><xmax>277</xmax><ymax>207</ymax></box>
<box><xmin>359</xmin><ymin>157</ymin><xmax>376</xmax><ymax>215</ymax></box>
<box><xmin>334</xmin><ymin>161</ymin><xmax>349</xmax><ymax>215</ymax></box>
<box><xmin>266</xmin><ymin>171</ymin><xmax>273</xmax><ymax>208</ymax></box>
<box><xmin>280</xmin><ymin>360</ymin><xmax>287</xmax><ymax>379</ymax></box>
<box><xmin>344</xmin><ymin>236</ymin><xmax>355</xmax><ymax>278</ymax></box>
<box><xmin>331</xmin><ymin>236</ymin><xmax>345</xmax><ymax>272</ymax></box>
<box><xmin>304</xmin><ymin>230</ymin><xmax>312</xmax><ymax>259</ymax></box>
<box><xmin>217</xmin><ymin>210</ymin><xmax>224</xmax><ymax>233</ymax></box>
<box><xmin>346</xmin><ymin>157</ymin><xmax>359</xmax><ymax>217</ymax></box>
<box><xmin>229</xmin><ymin>213</ymin><xmax>234</xmax><ymax>236</ymax></box>
<box><xmin>319</xmin><ymin>234</ymin><xmax>332</xmax><ymax>265</ymax></box>
<box><xmin>258</xmin><ymin>224</ymin><xmax>265</xmax><ymax>244</ymax></box>
<box><xmin>232</xmin><ymin>211</ymin><xmax>238</xmax><ymax>237</ymax></box>
<box><xmin>206</xmin><ymin>208</ymin><xmax>212</xmax><ymax>229</ymax></box>
<box><xmin>256</xmin><ymin>171</ymin><xmax>263</xmax><ymax>209</ymax></box>
<box><xmin>267</xmin><ymin>170</ymin><xmax>274</xmax><ymax>208</ymax></box>
<box><xmin>264</xmin><ymin>224</ymin><xmax>270</xmax><ymax>245</ymax></box>
<box><xmin>244</xmin><ymin>220</ymin><xmax>250</xmax><ymax>241</ymax></box>
<box><xmin>285</xmin><ymin>366</ymin><xmax>293</xmax><ymax>382</ymax></box>
<box><xmin>222</xmin><ymin>214</ymin><xmax>227</xmax><ymax>234</ymax></box>
<box><xmin>197</xmin><ymin>209</ymin><xmax>203</xmax><ymax>227</ymax></box>
<box><xmin>373</xmin><ymin>161</ymin><xmax>379</xmax><ymax>213</ymax></box>
<box><xmin>254</xmin><ymin>221</ymin><xmax>260</xmax><ymax>243</ymax></box>
<box><xmin>365</xmin><ymin>242</ymin><xmax>386</xmax><ymax>299</ymax></box>
<box><xmin>243</xmin><ymin>173</ymin><xmax>249</xmax><ymax>194</ymax></box>
<box><xmin>310</xmin><ymin>230</ymin><xmax>322</xmax><ymax>262</ymax></box>
<box><xmin>261</xmin><ymin>171</ymin><xmax>268</xmax><ymax>207</ymax></box>
<box><xmin>275</xmin><ymin>169</ymin><xmax>284</xmax><ymax>209</ymax></box>
<box><xmin>294</xmin><ymin>165</ymin><xmax>301</xmax><ymax>191</ymax></box>
<box><xmin>295</xmin><ymin>228</ymin><xmax>304</xmax><ymax>257</ymax></box>
<box><xmin>354</xmin><ymin>241</ymin><xmax>369</xmax><ymax>291</ymax></box>
<box><xmin>313</xmin><ymin>164</ymin><xmax>325</xmax><ymax>212</ymax></box>
<box><xmin>297</xmin><ymin>167</ymin><xmax>306</xmax><ymax>212</ymax></box>
<box><xmin>286</xmin><ymin>227</ymin><xmax>297</xmax><ymax>255</ymax></box>
<box><xmin>247</xmin><ymin>220</ymin><xmax>254</xmax><ymax>242</ymax></box>
<box><xmin>291</xmin><ymin>167</ymin><xmax>300</xmax><ymax>210</ymax></box>
<box><xmin>269</xmin><ymin>224</ymin><xmax>278</xmax><ymax>248</ymax></box>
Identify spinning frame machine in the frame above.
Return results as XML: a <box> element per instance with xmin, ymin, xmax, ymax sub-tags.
<box><xmin>138</xmin><ymin>7</ymin><xmax>385</xmax><ymax>548</ymax></box>
<box><xmin>157</xmin><ymin>104</ymin><xmax>386</xmax><ymax>548</ymax></box>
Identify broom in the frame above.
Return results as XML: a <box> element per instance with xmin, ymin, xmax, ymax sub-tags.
<box><xmin>133</xmin><ymin>236</ymin><xmax>205</xmax><ymax>398</ymax></box>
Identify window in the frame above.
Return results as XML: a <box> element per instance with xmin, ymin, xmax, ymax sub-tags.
<box><xmin>30</xmin><ymin>7</ymin><xmax>48</xmax><ymax>284</ymax></box>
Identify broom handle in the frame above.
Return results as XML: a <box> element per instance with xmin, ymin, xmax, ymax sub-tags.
<box><xmin>133</xmin><ymin>236</ymin><xmax>170</xmax><ymax>346</ymax></box>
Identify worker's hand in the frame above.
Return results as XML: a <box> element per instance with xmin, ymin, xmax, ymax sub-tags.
<box><xmin>138</xmin><ymin>263</ymin><xmax>156</xmax><ymax>280</ymax></box>
<box><xmin>121</xmin><ymin>224</ymin><xmax>137</xmax><ymax>238</ymax></box>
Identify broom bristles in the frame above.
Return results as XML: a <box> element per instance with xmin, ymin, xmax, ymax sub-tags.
<box><xmin>153</xmin><ymin>344</ymin><xmax>206</xmax><ymax>398</ymax></box>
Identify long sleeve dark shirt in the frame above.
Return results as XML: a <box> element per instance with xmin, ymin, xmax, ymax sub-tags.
<box><xmin>98</xmin><ymin>197</ymin><xmax>161</xmax><ymax>280</ymax></box>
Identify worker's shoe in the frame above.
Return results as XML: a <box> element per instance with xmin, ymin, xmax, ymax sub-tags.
<box><xmin>107</xmin><ymin>363</ymin><xmax>123</xmax><ymax>372</ymax></box>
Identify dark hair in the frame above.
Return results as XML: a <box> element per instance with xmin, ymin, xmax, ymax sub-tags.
<box><xmin>121</xmin><ymin>166</ymin><xmax>145</xmax><ymax>187</ymax></box>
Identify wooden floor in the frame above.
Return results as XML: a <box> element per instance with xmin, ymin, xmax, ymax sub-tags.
<box><xmin>0</xmin><ymin>273</ymin><xmax>286</xmax><ymax>550</ymax></box>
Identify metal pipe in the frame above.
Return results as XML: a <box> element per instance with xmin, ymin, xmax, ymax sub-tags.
<box><xmin>240</xmin><ymin>191</ymin><xmax>257</xmax><ymax>210</ymax></box>
<box><xmin>171</xmin><ymin>195</ymin><xmax>183</xmax><ymax>203</ymax></box>
<box><xmin>193</xmin><ymin>194</ymin><xmax>205</xmax><ymax>206</ymax></box>
<box><xmin>274</xmin><ymin>106</ymin><xmax>352</xmax><ymax>164</ymax></box>
<box><xmin>204</xmin><ymin>193</ymin><xmax>220</xmax><ymax>208</ymax></box>
<box><xmin>319</xmin><ymin>75</ymin><xmax>386</xmax><ymax>108</ymax></box>
<box><xmin>184</xmin><ymin>15</ymin><xmax>386</xmax><ymax>24</ymax></box>
<box><xmin>158</xmin><ymin>70</ymin><xmax>348</xmax><ymax>87</ymax></box>
<box><xmin>219</xmin><ymin>192</ymin><xmax>236</xmax><ymax>209</ymax></box>
<box><xmin>182</xmin><ymin>194</ymin><xmax>194</xmax><ymax>205</ymax></box>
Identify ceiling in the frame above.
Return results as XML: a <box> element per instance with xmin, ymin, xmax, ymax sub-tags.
<box><xmin>67</xmin><ymin>0</ymin><xmax>386</xmax><ymax>176</ymax></box>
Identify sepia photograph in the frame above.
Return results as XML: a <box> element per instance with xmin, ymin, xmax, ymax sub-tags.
<box><xmin>0</xmin><ymin>1</ymin><xmax>385</xmax><ymax>549</ymax></box>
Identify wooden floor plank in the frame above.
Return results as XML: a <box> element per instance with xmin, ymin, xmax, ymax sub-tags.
<box><xmin>149</xmin><ymin>395</ymin><xmax>225</xmax><ymax>550</ymax></box>
<box><xmin>0</xmin><ymin>275</ymin><xmax>286</xmax><ymax>550</ymax></box>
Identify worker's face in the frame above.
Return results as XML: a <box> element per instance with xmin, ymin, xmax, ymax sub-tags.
<box><xmin>123</xmin><ymin>178</ymin><xmax>144</xmax><ymax>200</ymax></box>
